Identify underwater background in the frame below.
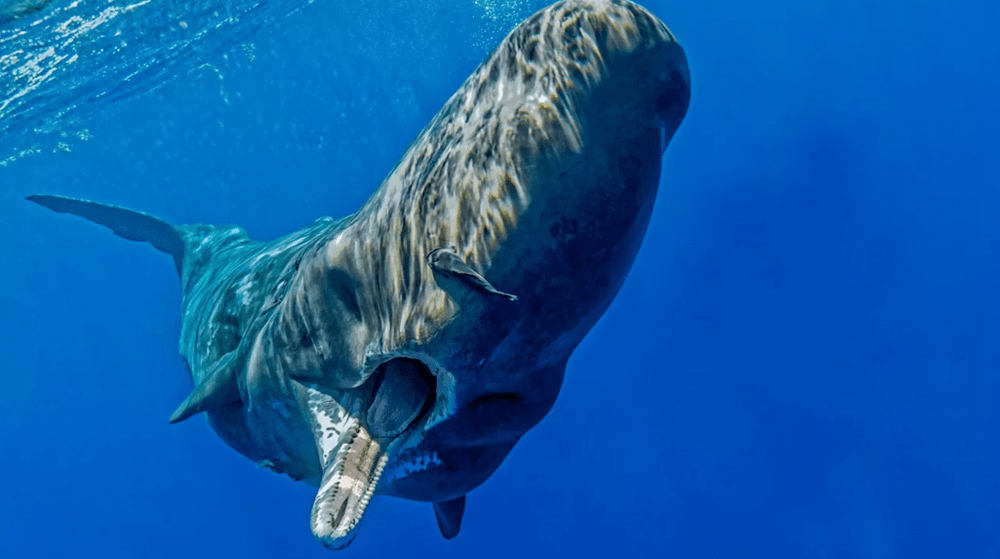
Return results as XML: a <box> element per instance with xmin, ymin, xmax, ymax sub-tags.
<box><xmin>0</xmin><ymin>0</ymin><xmax>996</xmax><ymax>557</ymax></box>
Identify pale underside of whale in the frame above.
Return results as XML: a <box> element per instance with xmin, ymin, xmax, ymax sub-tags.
<box><xmin>28</xmin><ymin>0</ymin><xmax>690</xmax><ymax>550</ymax></box>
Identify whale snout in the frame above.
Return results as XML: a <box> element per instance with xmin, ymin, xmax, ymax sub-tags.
<box><xmin>653</xmin><ymin>44</ymin><xmax>691</xmax><ymax>153</ymax></box>
<box><xmin>588</xmin><ymin>6</ymin><xmax>691</xmax><ymax>155</ymax></box>
<box><xmin>496</xmin><ymin>0</ymin><xmax>690</xmax><ymax>170</ymax></box>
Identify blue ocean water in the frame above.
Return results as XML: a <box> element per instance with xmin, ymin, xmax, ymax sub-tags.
<box><xmin>0</xmin><ymin>0</ymin><xmax>996</xmax><ymax>556</ymax></box>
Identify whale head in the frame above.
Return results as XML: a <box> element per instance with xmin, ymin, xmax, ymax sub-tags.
<box><xmin>319</xmin><ymin>0</ymin><xmax>692</xmax><ymax>507</ymax></box>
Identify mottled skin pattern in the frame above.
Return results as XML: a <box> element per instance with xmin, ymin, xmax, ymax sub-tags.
<box><xmin>29</xmin><ymin>0</ymin><xmax>690</xmax><ymax>550</ymax></box>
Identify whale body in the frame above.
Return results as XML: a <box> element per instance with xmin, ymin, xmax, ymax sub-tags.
<box><xmin>29</xmin><ymin>0</ymin><xmax>690</xmax><ymax>550</ymax></box>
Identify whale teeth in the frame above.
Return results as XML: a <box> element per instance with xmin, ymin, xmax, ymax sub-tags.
<box><xmin>169</xmin><ymin>351</ymin><xmax>240</xmax><ymax>423</ymax></box>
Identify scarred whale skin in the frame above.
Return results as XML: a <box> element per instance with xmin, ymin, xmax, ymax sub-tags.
<box><xmin>28</xmin><ymin>0</ymin><xmax>690</xmax><ymax>550</ymax></box>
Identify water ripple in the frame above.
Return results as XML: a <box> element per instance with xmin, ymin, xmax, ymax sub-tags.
<box><xmin>0</xmin><ymin>0</ymin><xmax>312</xmax><ymax>153</ymax></box>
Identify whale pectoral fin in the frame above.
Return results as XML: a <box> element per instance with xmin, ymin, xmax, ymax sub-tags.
<box><xmin>367</xmin><ymin>359</ymin><xmax>434</xmax><ymax>439</ymax></box>
<box><xmin>427</xmin><ymin>248</ymin><xmax>517</xmax><ymax>301</ymax></box>
<box><xmin>169</xmin><ymin>352</ymin><xmax>240</xmax><ymax>424</ymax></box>
<box><xmin>432</xmin><ymin>496</ymin><xmax>467</xmax><ymax>540</ymax></box>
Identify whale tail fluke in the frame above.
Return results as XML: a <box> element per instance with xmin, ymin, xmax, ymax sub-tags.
<box><xmin>28</xmin><ymin>194</ymin><xmax>247</xmax><ymax>424</ymax></box>
<box><xmin>26</xmin><ymin>194</ymin><xmax>186</xmax><ymax>275</ymax></box>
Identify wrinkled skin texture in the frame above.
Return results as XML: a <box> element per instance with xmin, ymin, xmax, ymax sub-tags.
<box><xmin>29</xmin><ymin>0</ymin><xmax>690</xmax><ymax>550</ymax></box>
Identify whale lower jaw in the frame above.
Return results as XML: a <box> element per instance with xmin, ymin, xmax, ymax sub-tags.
<box><xmin>302</xmin><ymin>358</ymin><xmax>440</xmax><ymax>549</ymax></box>
<box><xmin>310</xmin><ymin>419</ymin><xmax>388</xmax><ymax>550</ymax></box>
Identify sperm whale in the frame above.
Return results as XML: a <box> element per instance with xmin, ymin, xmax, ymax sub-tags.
<box><xmin>28</xmin><ymin>0</ymin><xmax>690</xmax><ymax>549</ymax></box>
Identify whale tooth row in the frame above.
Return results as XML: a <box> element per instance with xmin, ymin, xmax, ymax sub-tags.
<box><xmin>310</xmin><ymin>419</ymin><xmax>389</xmax><ymax>550</ymax></box>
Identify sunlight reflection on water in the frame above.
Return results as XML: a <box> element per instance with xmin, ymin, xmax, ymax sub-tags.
<box><xmin>0</xmin><ymin>0</ymin><xmax>313</xmax><ymax>158</ymax></box>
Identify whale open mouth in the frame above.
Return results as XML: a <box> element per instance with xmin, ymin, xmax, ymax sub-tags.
<box><xmin>307</xmin><ymin>358</ymin><xmax>438</xmax><ymax>549</ymax></box>
<box><xmin>366</xmin><ymin>359</ymin><xmax>438</xmax><ymax>439</ymax></box>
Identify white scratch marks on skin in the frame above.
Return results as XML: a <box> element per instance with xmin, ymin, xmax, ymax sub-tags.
<box><xmin>236</xmin><ymin>276</ymin><xmax>254</xmax><ymax>306</ymax></box>
<box><xmin>250</xmin><ymin>234</ymin><xmax>309</xmax><ymax>267</ymax></box>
